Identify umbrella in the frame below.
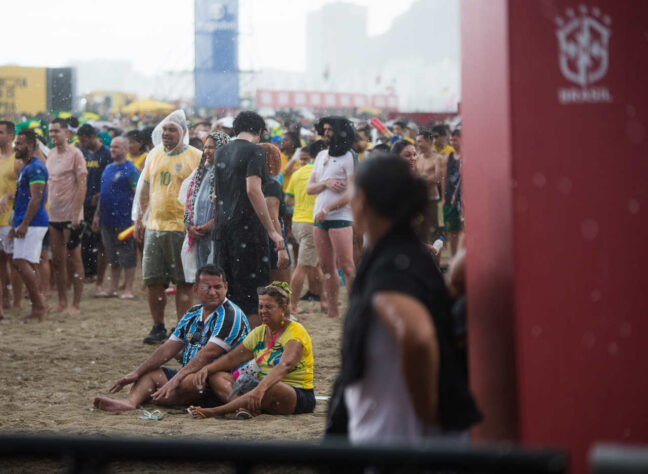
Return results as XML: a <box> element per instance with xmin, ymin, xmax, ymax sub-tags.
<box><xmin>122</xmin><ymin>99</ymin><xmax>174</xmax><ymax>115</ymax></box>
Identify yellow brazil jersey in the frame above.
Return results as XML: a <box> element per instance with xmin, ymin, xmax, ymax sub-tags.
<box><xmin>285</xmin><ymin>163</ymin><xmax>315</xmax><ymax>224</ymax></box>
<box><xmin>433</xmin><ymin>144</ymin><xmax>455</xmax><ymax>155</ymax></box>
<box><xmin>141</xmin><ymin>145</ymin><xmax>201</xmax><ymax>232</ymax></box>
<box><xmin>242</xmin><ymin>321</ymin><xmax>313</xmax><ymax>389</ymax></box>
<box><xmin>280</xmin><ymin>151</ymin><xmax>301</xmax><ymax>192</ymax></box>
<box><xmin>0</xmin><ymin>154</ymin><xmax>17</xmax><ymax>226</ymax></box>
<box><xmin>128</xmin><ymin>152</ymin><xmax>147</xmax><ymax>171</ymax></box>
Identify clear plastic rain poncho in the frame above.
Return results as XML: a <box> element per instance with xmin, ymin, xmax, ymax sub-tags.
<box><xmin>131</xmin><ymin>110</ymin><xmax>190</xmax><ymax>224</ymax></box>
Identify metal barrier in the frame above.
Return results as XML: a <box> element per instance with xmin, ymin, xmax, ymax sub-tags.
<box><xmin>0</xmin><ymin>433</ymin><xmax>567</xmax><ymax>473</ymax></box>
<box><xmin>590</xmin><ymin>444</ymin><xmax>648</xmax><ymax>474</ymax></box>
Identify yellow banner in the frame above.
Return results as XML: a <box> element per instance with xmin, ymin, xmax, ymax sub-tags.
<box><xmin>0</xmin><ymin>66</ymin><xmax>47</xmax><ymax>116</ymax></box>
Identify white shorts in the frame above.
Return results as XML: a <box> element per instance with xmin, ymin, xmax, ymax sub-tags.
<box><xmin>13</xmin><ymin>226</ymin><xmax>48</xmax><ymax>264</ymax></box>
<box><xmin>0</xmin><ymin>226</ymin><xmax>13</xmax><ymax>253</ymax></box>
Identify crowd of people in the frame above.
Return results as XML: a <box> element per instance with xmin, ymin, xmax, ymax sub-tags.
<box><xmin>0</xmin><ymin>108</ymin><xmax>475</xmax><ymax>441</ymax></box>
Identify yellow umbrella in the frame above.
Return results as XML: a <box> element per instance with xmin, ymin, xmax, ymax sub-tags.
<box><xmin>122</xmin><ymin>99</ymin><xmax>174</xmax><ymax>115</ymax></box>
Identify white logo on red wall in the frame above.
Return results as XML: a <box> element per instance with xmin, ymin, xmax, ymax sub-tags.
<box><xmin>556</xmin><ymin>6</ymin><xmax>612</xmax><ymax>104</ymax></box>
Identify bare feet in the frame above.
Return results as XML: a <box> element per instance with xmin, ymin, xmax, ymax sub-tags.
<box><xmin>27</xmin><ymin>305</ymin><xmax>50</xmax><ymax>322</ymax></box>
<box><xmin>93</xmin><ymin>396</ymin><xmax>136</xmax><ymax>412</ymax></box>
<box><xmin>188</xmin><ymin>405</ymin><xmax>215</xmax><ymax>419</ymax></box>
<box><xmin>67</xmin><ymin>305</ymin><xmax>81</xmax><ymax>315</ymax></box>
<box><xmin>54</xmin><ymin>305</ymin><xmax>67</xmax><ymax>314</ymax></box>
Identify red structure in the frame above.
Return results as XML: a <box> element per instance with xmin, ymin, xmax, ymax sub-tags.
<box><xmin>462</xmin><ymin>1</ymin><xmax>648</xmax><ymax>473</ymax></box>
<box><xmin>255</xmin><ymin>89</ymin><xmax>399</xmax><ymax>111</ymax></box>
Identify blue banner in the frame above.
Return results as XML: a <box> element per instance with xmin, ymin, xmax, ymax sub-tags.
<box><xmin>194</xmin><ymin>0</ymin><xmax>239</xmax><ymax>108</ymax></box>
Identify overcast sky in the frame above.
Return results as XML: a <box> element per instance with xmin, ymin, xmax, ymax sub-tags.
<box><xmin>4</xmin><ymin>0</ymin><xmax>417</xmax><ymax>75</ymax></box>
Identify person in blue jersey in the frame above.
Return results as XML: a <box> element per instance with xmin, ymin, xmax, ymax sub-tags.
<box><xmin>11</xmin><ymin>129</ymin><xmax>49</xmax><ymax>321</ymax></box>
<box><xmin>93</xmin><ymin>265</ymin><xmax>250</xmax><ymax>412</ymax></box>
<box><xmin>91</xmin><ymin>136</ymin><xmax>139</xmax><ymax>298</ymax></box>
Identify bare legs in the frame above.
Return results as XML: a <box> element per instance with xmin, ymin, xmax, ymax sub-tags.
<box><xmin>290</xmin><ymin>264</ymin><xmax>327</xmax><ymax>314</ymax></box>
<box><xmin>147</xmin><ymin>283</ymin><xmax>193</xmax><ymax>326</ymax></box>
<box><xmin>190</xmin><ymin>374</ymin><xmax>297</xmax><ymax>418</ymax></box>
<box><xmin>313</xmin><ymin>226</ymin><xmax>355</xmax><ymax>318</ymax></box>
<box><xmin>93</xmin><ymin>370</ymin><xmax>204</xmax><ymax>412</ymax></box>
<box><xmin>49</xmin><ymin>226</ymin><xmax>83</xmax><ymax>315</ymax></box>
<box><xmin>15</xmin><ymin>258</ymin><xmax>48</xmax><ymax>320</ymax></box>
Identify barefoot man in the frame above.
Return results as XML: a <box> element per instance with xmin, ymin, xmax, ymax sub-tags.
<box><xmin>94</xmin><ymin>265</ymin><xmax>249</xmax><ymax>412</ymax></box>
<box><xmin>11</xmin><ymin>130</ymin><xmax>49</xmax><ymax>320</ymax></box>
<box><xmin>47</xmin><ymin>118</ymin><xmax>87</xmax><ymax>315</ymax></box>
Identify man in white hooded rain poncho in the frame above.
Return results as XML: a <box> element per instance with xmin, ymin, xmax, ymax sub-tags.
<box><xmin>133</xmin><ymin>110</ymin><xmax>202</xmax><ymax>344</ymax></box>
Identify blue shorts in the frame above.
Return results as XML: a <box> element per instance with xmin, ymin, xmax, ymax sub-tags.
<box><xmin>161</xmin><ymin>367</ymin><xmax>221</xmax><ymax>407</ymax></box>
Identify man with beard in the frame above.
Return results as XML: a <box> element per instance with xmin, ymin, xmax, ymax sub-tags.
<box><xmin>11</xmin><ymin>130</ymin><xmax>49</xmax><ymax>320</ymax></box>
<box><xmin>134</xmin><ymin>110</ymin><xmax>202</xmax><ymax>344</ymax></box>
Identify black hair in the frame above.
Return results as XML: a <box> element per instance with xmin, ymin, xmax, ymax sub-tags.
<box><xmin>355</xmin><ymin>153</ymin><xmax>428</xmax><ymax>225</ymax></box>
<box><xmin>50</xmin><ymin>118</ymin><xmax>68</xmax><ymax>128</ymax></box>
<box><xmin>370</xmin><ymin>143</ymin><xmax>390</xmax><ymax>153</ymax></box>
<box><xmin>391</xmin><ymin>139</ymin><xmax>415</xmax><ymax>157</ymax></box>
<box><xmin>195</xmin><ymin>264</ymin><xmax>227</xmax><ymax>284</ymax></box>
<box><xmin>417</xmin><ymin>127</ymin><xmax>433</xmax><ymax>140</ymax></box>
<box><xmin>0</xmin><ymin>120</ymin><xmax>15</xmax><ymax>136</ymax></box>
<box><xmin>17</xmin><ymin>129</ymin><xmax>37</xmax><ymax>148</ymax></box>
<box><xmin>77</xmin><ymin>123</ymin><xmax>97</xmax><ymax>137</ymax></box>
<box><xmin>393</xmin><ymin>120</ymin><xmax>408</xmax><ymax>129</ymax></box>
<box><xmin>233</xmin><ymin>111</ymin><xmax>266</xmax><ymax>136</ymax></box>
<box><xmin>141</xmin><ymin>126</ymin><xmax>154</xmax><ymax>150</ymax></box>
<box><xmin>452</xmin><ymin>129</ymin><xmax>461</xmax><ymax>137</ymax></box>
<box><xmin>68</xmin><ymin>117</ymin><xmax>80</xmax><ymax>128</ymax></box>
<box><xmin>126</xmin><ymin>130</ymin><xmax>146</xmax><ymax>154</ymax></box>
<box><xmin>308</xmin><ymin>139</ymin><xmax>327</xmax><ymax>158</ymax></box>
<box><xmin>283</xmin><ymin>131</ymin><xmax>300</xmax><ymax>148</ymax></box>
<box><xmin>432</xmin><ymin>124</ymin><xmax>448</xmax><ymax>136</ymax></box>
<box><xmin>189</xmin><ymin>137</ymin><xmax>204</xmax><ymax>150</ymax></box>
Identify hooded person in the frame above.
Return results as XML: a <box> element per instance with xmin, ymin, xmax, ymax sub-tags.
<box><xmin>315</xmin><ymin>116</ymin><xmax>356</xmax><ymax>157</ymax></box>
<box><xmin>178</xmin><ymin>130</ymin><xmax>231</xmax><ymax>283</ymax></box>
<box><xmin>132</xmin><ymin>109</ymin><xmax>203</xmax><ymax>345</ymax></box>
<box><xmin>305</xmin><ymin>116</ymin><xmax>357</xmax><ymax>319</ymax></box>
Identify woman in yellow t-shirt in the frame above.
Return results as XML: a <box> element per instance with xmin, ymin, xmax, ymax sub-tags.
<box><xmin>189</xmin><ymin>282</ymin><xmax>315</xmax><ymax>419</ymax></box>
<box><xmin>125</xmin><ymin>130</ymin><xmax>148</xmax><ymax>171</ymax></box>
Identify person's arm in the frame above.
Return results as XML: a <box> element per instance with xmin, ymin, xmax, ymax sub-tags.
<box><xmin>72</xmin><ymin>173</ymin><xmax>87</xmax><ymax>229</ymax></box>
<box><xmin>91</xmin><ymin>200</ymin><xmax>101</xmax><ymax>233</ymax></box>
<box><xmin>371</xmin><ymin>291</ymin><xmax>440</xmax><ymax>425</ymax></box>
<box><xmin>285</xmin><ymin>194</ymin><xmax>295</xmax><ymax>207</ymax></box>
<box><xmin>246</xmin><ymin>339</ymin><xmax>304</xmax><ymax>413</ymax></box>
<box><xmin>108</xmin><ymin>339</ymin><xmax>184</xmax><ymax>393</ymax></box>
<box><xmin>151</xmin><ymin>341</ymin><xmax>227</xmax><ymax>401</ymax></box>
<box><xmin>305</xmin><ymin>168</ymin><xmax>346</xmax><ymax>195</ymax></box>
<box><xmin>133</xmin><ymin>180</ymin><xmax>150</xmax><ymax>243</ymax></box>
<box><xmin>194</xmin><ymin>343</ymin><xmax>255</xmax><ymax>389</ymax></box>
<box><xmin>246</xmin><ymin>175</ymin><xmax>284</xmax><ymax>250</ymax></box>
<box><xmin>0</xmin><ymin>192</ymin><xmax>14</xmax><ymax>215</ymax></box>
<box><xmin>14</xmin><ymin>182</ymin><xmax>45</xmax><ymax>239</ymax></box>
<box><xmin>266</xmin><ymin>196</ymin><xmax>289</xmax><ymax>268</ymax></box>
<box><xmin>313</xmin><ymin>174</ymin><xmax>353</xmax><ymax>223</ymax></box>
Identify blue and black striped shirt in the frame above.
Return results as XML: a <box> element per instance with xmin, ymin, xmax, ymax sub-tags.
<box><xmin>169</xmin><ymin>299</ymin><xmax>249</xmax><ymax>366</ymax></box>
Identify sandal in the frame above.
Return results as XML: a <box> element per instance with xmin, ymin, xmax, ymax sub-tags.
<box><xmin>188</xmin><ymin>406</ymin><xmax>208</xmax><ymax>419</ymax></box>
<box><xmin>235</xmin><ymin>409</ymin><xmax>254</xmax><ymax>420</ymax></box>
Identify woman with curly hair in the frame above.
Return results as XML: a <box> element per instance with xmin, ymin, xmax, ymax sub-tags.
<box><xmin>180</xmin><ymin>131</ymin><xmax>230</xmax><ymax>282</ymax></box>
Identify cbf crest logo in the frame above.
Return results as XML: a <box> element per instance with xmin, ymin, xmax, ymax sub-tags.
<box><xmin>556</xmin><ymin>6</ymin><xmax>613</xmax><ymax>104</ymax></box>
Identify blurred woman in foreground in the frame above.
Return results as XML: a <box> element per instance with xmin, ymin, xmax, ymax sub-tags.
<box><xmin>326</xmin><ymin>154</ymin><xmax>481</xmax><ymax>443</ymax></box>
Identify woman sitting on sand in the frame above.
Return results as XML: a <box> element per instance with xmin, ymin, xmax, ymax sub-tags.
<box><xmin>188</xmin><ymin>282</ymin><xmax>315</xmax><ymax>419</ymax></box>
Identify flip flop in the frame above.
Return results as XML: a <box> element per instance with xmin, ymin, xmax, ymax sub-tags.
<box><xmin>235</xmin><ymin>408</ymin><xmax>254</xmax><ymax>420</ymax></box>
<box><xmin>188</xmin><ymin>406</ymin><xmax>208</xmax><ymax>419</ymax></box>
<box><xmin>119</xmin><ymin>294</ymin><xmax>135</xmax><ymax>300</ymax></box>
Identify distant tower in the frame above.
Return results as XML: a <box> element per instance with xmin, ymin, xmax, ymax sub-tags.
<box><xmin>194</xmin><ymin>0</ymin><xmax>240</xmax><ymax>108</ymax></box>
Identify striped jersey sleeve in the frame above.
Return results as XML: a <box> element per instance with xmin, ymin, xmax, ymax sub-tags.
<box><xmin>208</xmin><ymin>299</ymin><xmax>250</xmax><ymax>351</ymax></box>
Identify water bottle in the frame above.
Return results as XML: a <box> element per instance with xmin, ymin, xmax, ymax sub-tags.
<box><xmin>431</xmin><ymin>236</ymin><xmax>445</xmax><ymax>255</ymax></box>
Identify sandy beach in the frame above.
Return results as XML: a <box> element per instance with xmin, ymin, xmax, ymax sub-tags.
<box><xmin>0</xmin><ymin>272</ymin><xmax>345</xmax><ymax>472</ymax></box>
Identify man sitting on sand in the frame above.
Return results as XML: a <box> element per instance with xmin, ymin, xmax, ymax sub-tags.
<box><xmin>93</xmin><ymin>265</ymin><xmax>249</xmax><ymax>411</ymax></box>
